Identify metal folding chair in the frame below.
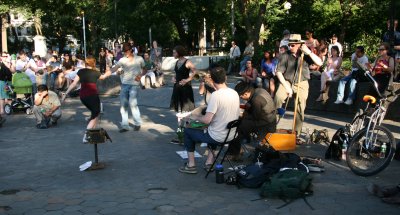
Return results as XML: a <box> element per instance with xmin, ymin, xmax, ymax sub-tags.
<box><xmin>205</xmin><ymin>119</ymin><xmax>241</xmax><ymax>178</ymax></box>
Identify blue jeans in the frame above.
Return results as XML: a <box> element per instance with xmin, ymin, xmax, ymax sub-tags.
<box><xmin>120</xmin><ymin>84</ymin><xmax>142</xmax><ymax>127</ymax></box>
<box><xmin>337</xmin><ymin>75</ymin><xmax>357</xmax><ymax>101</ymax></box>
<box><xmin>184</xmin><ymin>128</ymin><xmax>220</xmax><ymax>152</ymax></box>
<box><xmin>49</xmin><ymin>72</ymin><xmax>58</xmax><ymax>90</ymax></box>
<box><xmin>240</xmin><ymin>56</ymin><xmax>251</xmax><ymax>72</ymax></box>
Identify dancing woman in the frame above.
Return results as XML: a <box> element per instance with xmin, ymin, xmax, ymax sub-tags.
<box><xmin>62</xmin><ymin>56</ymin><xmax>111</xmax><ymax>142</ymax></box>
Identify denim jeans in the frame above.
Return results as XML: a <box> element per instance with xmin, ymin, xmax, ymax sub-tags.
<box><xmin>49</xmin><ymin>72</ymin><xmax>58</xmax><ymax>90</ymax></box>
<box><xmin>337</xmin><ymin>75</ymin><xmax>357</xmax><ymax>101</ymax></box>
<box><xmin>240</xmin><ymin>56</ymin><xmax>251</xmax><ymax>72</ymax></box>
<box><xmin>120</xmin><ymin>84</ymin><xmax>142</xmax><ymax>127</ymax></box>
<box><xmin>184</xmin><ymin>128</ymin><xmax>220</xmax><ymax>152</ymax></box>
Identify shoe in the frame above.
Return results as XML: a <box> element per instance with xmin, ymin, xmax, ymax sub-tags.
<box><xmin>51</xmin><ymin>120</ymin><xmax>57</xmax><ymax>126</ymax></box>
<box><xmin>178</xmin><ymin>163</ymin><xmax>197</xmax><ymax>174</ymax></box>
<box><xmin>334</xmin><ymin>99</ymin><xmax>344</xmax><ymax>104</ymax></box>
<box><xmin>170</xmin><ymin>138</ymin><xmax>181</xmax><ymax>144</ymax></box>
<box><xmin>344</xmin><ymin>99</ymin><xmax>353</xmax><ymax>105</ymax></box>
<box><xmin>151</xmin><ymin>84</ymin><xmax>157</xmax><ymax>88</ymax></box>
<box><xmin>83</xmin><ymin>133</ymin><xmax>88</xmax><ymax>144</ymax></box>
<box><xmin>119</xmin><ymin>127</ymin><xmax>130</xmax><ymax>133</ymax></box>
<box><xmin>134</xmin><ymin>125</ymin><xmax>141</xmax><ymax>131</ymax></box>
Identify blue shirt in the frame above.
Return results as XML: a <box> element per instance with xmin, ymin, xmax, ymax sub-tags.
<box><xmin>261</xmin><ymin>58</ymin><xmax>277</xmax><ymax>75</ymax></box>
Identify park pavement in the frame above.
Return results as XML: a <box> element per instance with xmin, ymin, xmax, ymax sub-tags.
<box><xmin>0</xmin><ymin>76</ymin><xmax>399</xmax><ymax>215</ymax></box>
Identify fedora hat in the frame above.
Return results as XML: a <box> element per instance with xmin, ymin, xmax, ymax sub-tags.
<box><xmin>288</xmin><ymin>34</ymin><xmax>305</xmax><ymax>44</ymax></box>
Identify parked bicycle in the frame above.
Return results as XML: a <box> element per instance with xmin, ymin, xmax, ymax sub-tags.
<box><xmin>346</xmin><ymin>69</ymin><xmax>399</xmax><ymax>176</ymax></box>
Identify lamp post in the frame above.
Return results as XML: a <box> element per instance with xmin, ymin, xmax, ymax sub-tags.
<box><xmin>81</xmin><ymin>11</ymin><xmax>86</xmax><ymax>60</ymax></box>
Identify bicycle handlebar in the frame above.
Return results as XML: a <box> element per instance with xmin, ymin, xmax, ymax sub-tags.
<box><xmin>355</xmin><ymin>61</ymin><xmax>384</xmax><ymax>98</ymax></box>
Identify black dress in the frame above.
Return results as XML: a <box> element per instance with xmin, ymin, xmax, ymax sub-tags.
<box><xmin>170</xmin><ymin>59</ymin><xmax>195</xmax><ymax>112</ymax></box>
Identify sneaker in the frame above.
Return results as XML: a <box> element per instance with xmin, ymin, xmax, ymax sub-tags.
<box><xmin>178</xmin><ymin>164</ymin><xmax>197</xmax><ymax>174</ymax></box>
<box><xmin>119</xmin><ymin>127</ymin><xmax>130</xmax><ymax>133</ymax></box>
<box><xmin>134</xmin><ymin>125</ymin><xmax>141</xmax><ymax>131</ymax></box>
<box><xmin>334</xmin><ymin>99</ymin><xmax>344</xmax><ymax>104</ymax></box>
<box><xmin>83</xmin><ymin>133</ymin><xmax>88</xmax><ymax>144</ymax></box>
<box><xmin>344</xmin><ymin>99</ymin><xmax>353</xmax><ymax>105</ymax></box>
<box><xmin>51</xmin><ymin>120</ymin><xmax>57</xmax><ymax>126</ymax></box>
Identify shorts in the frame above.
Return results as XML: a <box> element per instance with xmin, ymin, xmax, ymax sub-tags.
<box><xmin>0</xmin><ymin>80</ymin><xmax>11</xmax><ymax>99</ymax></box>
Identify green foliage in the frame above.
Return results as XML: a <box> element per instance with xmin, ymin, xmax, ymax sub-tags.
<box><xmin>353</xmin><ymin>29</ymin><xmax>383</xmax><ymax>61</ymax></box>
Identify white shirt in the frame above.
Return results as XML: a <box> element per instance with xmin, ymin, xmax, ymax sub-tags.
<box><xmin>206</xmin><ymin>87</ymin><xmax>240</xmax><ymax>142</ymax></box>
<box><xmin>16</xmin><ymin>58</ymin><xmax>37</xmax><ymax>84</ymax></box>
<box><xmin>116</xmin><ymin>55</ymin><xmax>145</xmax><ymax>85</ymax></box>
<box><xmin>351</xmin><ymin>53</ymin><xmax>369</xmax><ymax>72</ymax></box>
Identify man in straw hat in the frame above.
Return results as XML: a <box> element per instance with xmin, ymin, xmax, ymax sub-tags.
<box><xmin>274</xmin><ymin>34</ymin><xmax>322</xmax><ymax>143</ymax></box>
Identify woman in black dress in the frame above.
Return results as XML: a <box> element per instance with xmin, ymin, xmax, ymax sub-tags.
<box><xmin>170</xmin><ymin>46</ymin><xmax>197</xmax><ymax>112</ymax></box>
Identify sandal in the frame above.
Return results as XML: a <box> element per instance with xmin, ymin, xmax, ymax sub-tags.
<box><xmin>178</xmin><ymin>163</ymin><xmax>197</xmax><ymax>174</ymax></box>
<box><xmin>203</xmin><ymin>163</ymin><xmax>214</xmax><ymax>172</ymax></box>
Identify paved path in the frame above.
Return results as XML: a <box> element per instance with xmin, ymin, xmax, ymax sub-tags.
<box><xmin>0</xmin><ymin>78</ymin><xmax>399</xmax><ymax>215</ymax></box>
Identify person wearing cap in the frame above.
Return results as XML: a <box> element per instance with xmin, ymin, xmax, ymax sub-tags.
<box><xmin>274</xmin><ymin>34</ymin><xmax>322</xmax><ymax>143</ymax></box>
<box><xmin>230</xmin><ymin>81</ymin><xmax>276</xmax><ymax>157</ymax></box>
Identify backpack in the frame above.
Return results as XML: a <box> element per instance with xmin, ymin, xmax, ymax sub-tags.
<box><xmin>236</xmin><ymin>164</ymin><xmax>276</xmax><ymax>188</ymax></box>
<box><xmin>259</xmin><ymin>169</ymin><xmax>314</xmax><ymax>209</ymax></box>
<box><xmin>325</xmin><ymin>127</ymin><xmax>350</xmax><ymax>160</ymax></box>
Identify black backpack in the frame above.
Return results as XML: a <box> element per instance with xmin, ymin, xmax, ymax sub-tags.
<box><xmin>325</xmin><ymin>127</ymin><xmax>350</xmax><ymax>160</ymax></box>
<box><xmin>236</xmin><ymin>164</ymin><xmax>277</xmax><ymax>188</ymax></box>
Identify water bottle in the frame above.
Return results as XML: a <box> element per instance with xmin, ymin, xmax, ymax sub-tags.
<box><xmin>215</xmin><ymin>164</ymin><xmax>224</xmax><ymax>184</ymax></box>
<box><xmin>380</xmin><ymin>143</ymin><xmax>387</xmax><ymax>159</ymax></box>
<box><xmin>176</xmin><ymin>127</ymin><xmax>184</xmax><ymax>143</ymax></box>
<box><xmin>342</xmin><ymin>141</ymin><xmax>347</xmax><ymax>161</ymax></box>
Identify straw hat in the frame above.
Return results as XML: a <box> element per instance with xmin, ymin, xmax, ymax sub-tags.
<box><xmin>288</xmin><ymin>34</ymin><xmax>305</xmax><ymax>44</ymax></box>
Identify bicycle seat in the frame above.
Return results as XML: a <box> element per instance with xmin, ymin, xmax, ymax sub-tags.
<box><xmin>363</xmin><ymin>95</ymin><xmax>376</xmax><ymax>104</ymax></box>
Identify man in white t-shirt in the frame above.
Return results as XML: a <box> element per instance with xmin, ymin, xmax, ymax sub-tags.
<box><xmin>334</xmin><ymin>46</ymin><xmax>369</xmax><ymax>105</ymax></box>
<box><xmin>15</xmin><ymin>51</ymin><xmax>37</xmax><ymax>93</ymax></box>
<box><xmin>179</xmin><ymin>67</ymin><xmax>240</xmax><ymax>174</ymax></box>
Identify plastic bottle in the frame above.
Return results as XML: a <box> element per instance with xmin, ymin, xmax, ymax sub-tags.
<box><xmin>380</xmin><ymin>143</ymin><xmax>387</xmax><ymax>159</ymax></box>
<box><xmin>215</xmin><ymin>164</ymin><xmax>224</xmax><ymax>184</ymax></box>
<box><xmin>342</xmin><ymin>141</ymin><xmax>347</xmax><ymax>161</ymax></box>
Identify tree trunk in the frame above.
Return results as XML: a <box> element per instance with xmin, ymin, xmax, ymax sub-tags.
<box><xmin>238</xmin><ymin>0</ymin><xmax>267</xmax><ymax>50</ymax></box>
<box><xmin>1</xmin><ymin>14</ymin><xmax>8</xmax><ymax>52</ymax></box>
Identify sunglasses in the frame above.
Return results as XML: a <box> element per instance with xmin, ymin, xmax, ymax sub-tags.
<box><xmin>378</xmin><ymin>48</ymin><xmax>386</xmax><ymax>51</ymax></box>
<box><xmin>290</xmin><ymin>44</ymin><xmax>297</xmax><ymax>47</ymax></box>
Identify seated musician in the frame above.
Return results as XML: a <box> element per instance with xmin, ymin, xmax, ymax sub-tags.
<box><xmin>178</xmin><ymin>67</ymin><xmax>240</xmax><ymax>174</ymax></box>
<box><xmin>230</xmin><ymin>81</ymin><xmax>277</xmax><ymax>157</ymax></box>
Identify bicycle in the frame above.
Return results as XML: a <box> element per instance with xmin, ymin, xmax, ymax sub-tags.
<box><xmin>346</xmin><ymin>70</ymin><xmax>399</xmax><ymax>176</ymax></box>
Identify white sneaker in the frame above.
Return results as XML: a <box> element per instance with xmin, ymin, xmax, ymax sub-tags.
<box><xmin>83</xmin><ymin>133</ymin><xmax>88</xmax><ymax>143</ymax></box>
<box><xmin>334</xmin><ymin>99</ymin><xmax>344</xmax><ymax>104</ymax></box>
<box><xmin>344</xmin><ymin>99</ymin><xmax>353</xmax><ymax>105</ymax></box>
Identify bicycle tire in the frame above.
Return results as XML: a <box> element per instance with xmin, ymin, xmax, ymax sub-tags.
<box><xmin>346</xmin><ymin>125</ymin><xmax>396</xmax><ymax>176</ymax></box>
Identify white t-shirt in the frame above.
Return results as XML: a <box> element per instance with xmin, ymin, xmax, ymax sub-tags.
<box><xmin>206</xmin><ymin>87</ymin><xmax>240</xmax><ymax>142</ymax></box>
<box><xmin>16</xmin><ymin>58</ymin><xmax>37</xmax><ymax>84</ymax></box>
<box><xmin>116</xmin><ymin>56</ymin><xmax>145</xmax><ymax>85</ymax></box>
<box><xmin>351</xmin><ymin>53</ymin><xmax>369</xmax><ymax>72</ymax></box>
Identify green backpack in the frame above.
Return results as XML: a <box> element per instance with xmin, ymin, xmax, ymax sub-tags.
<box><xmin>259</xmin><ymin>169</ymin><xmax>314</xmax><ymax>209</ymax></box>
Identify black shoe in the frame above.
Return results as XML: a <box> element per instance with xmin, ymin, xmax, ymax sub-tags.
<box><xmin>134</xmin><ymin>125</ymin><xmax>141</xmax><ymax>131</ymax></box>
<box><xmin>37</xmin><ymin>123</ymin><xmax>48</xmax><ymax>129</ymax></box>
<box><xmin>51</xmin><ymin>120</ymin><xmax>57</xmax><ymax>126</ymax></box>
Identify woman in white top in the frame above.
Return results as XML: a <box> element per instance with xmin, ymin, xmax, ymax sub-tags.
<box><xmin>317</xmin><ymin>46</ymin><xmax>342</xmax><ymax>102</ymax></box>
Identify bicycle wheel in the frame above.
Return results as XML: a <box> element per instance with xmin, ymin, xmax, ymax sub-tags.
<box><xmin>346</xmin><ymin>125</ymin><xmax>396</xmax><ymax>176</ymax></box>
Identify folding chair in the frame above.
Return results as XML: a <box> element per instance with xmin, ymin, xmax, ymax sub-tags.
<box><xmin>205</xmin><ymin>119</ymin><xmax>241</xmax><ymax>178</ymax></box>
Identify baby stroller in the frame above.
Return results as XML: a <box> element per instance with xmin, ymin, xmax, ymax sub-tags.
<box><xmin>4</xmin><ymin>71</ymin><xmax>34</xmax><ymax>115</ymax></box>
